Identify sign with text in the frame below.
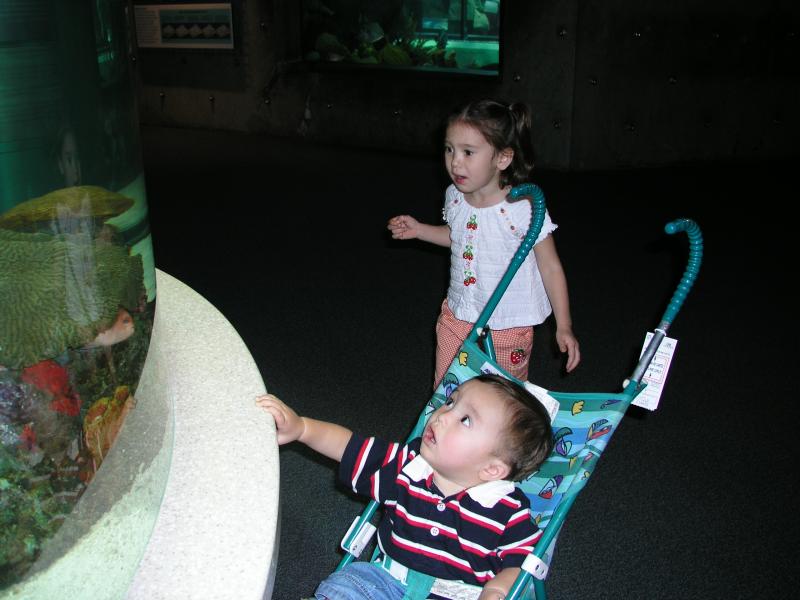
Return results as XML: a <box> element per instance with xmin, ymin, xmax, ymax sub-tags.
<box><xmin>134</xmin><ymin>3</ymin><xmax>234</xmax><ymax>49</ymax></box>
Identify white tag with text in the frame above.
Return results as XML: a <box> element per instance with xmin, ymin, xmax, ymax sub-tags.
<box><xmin>632</xmin><ymin>332</ymin><xmax>678</xmax><ymax>411</ymax></box>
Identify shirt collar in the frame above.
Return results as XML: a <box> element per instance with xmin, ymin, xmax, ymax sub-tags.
<box><xmin>402</xmin><ymin>454</ymin><xmax>515</xmax><ymax>508</ymax></box>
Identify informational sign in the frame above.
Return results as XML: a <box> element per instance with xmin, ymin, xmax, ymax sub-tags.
<box><xmin>134</xmin><ymin>3</ymin><xmax>234</xmax><ymax>49</ymax></box>
<box><xmin>632</xmin><ymin>332</ymin><xmax>678</xmax><ymax>411</ymax></box>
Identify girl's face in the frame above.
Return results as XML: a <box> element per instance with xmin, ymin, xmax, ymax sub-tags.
<box><xmin>444</xmin><ymin>121</ymin><xmax>511</xmax><ymax>203</ymax></box>
<box><xmin>420</xmin><ymin>379</ymin><xmax>510</xmax><ymax>495</ymax></box>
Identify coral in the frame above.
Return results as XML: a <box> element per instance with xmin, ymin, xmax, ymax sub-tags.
<box><xmin>0</xmin><ymin>185</ymin><xmax>133</xmax><ymax>232</ymax></box>
<box><xmin>0</xmin><ymin>229</ymin><xmax>144</xmax><ymax>369</ymax></box>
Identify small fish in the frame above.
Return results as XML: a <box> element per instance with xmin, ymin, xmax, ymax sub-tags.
<box><xmin>84</xmin><ymin>308</ymin><xmax>134</xmax><ymax>348</ymax></box>
<box><xmin>20</xmin><ymin>423</ymin><xmax>37</xmax><ymax>451</ymax></box>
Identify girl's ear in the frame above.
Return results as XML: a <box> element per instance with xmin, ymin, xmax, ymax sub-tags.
<box><xmin>480</xmin><ymin>458</ymin><xmax>511</xmax><ymax>482</ymax></box>
<box><xmin>496</xmin><ymin>148</ymin><xmax>514</xmax><ymax>171</ymax></box>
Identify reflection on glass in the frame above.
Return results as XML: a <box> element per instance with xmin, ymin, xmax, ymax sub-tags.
<box><xmin>0</xmin><ymin>0</ymin><xmax>157</xmax><ymax>591</ymax></box>
<box><xmin>302</xmin><ymin>0</ymin><xmax>501</xmax><ymax>74</ymax></box>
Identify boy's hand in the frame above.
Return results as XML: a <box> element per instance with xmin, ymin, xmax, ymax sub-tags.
<box><xmin>256</xmin><ymin>394</ymin><xmax>305</xmax><ymax>445</ymax></box>
<box><xmin>387</xmin><ymin>215</ymin><xmax>421</xmax><ymax>240</ymax></box>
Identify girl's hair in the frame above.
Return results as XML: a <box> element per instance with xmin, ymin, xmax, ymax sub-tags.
<box><xmin>447</xmin><ymin>98</ymin><xmax>534</xmax><ymax>187</ymax></box>
<box><xmin>471</xmin><ymin>373</ymin><xmax>554</xmax><ymax>481</ymax></box>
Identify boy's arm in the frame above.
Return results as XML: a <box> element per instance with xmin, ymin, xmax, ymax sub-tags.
<box><xmin>256</xmin><ymin>394</ymin><xmax>352</xmax><ymax>462</ymax></box>
<box><xmin>479</xmin><ymin>567</ymin><xmax>520</xmax><ymax>599</ymax></box>
<box><xmin>387</xmin><ymin>215</ymin><xmax>451</xmax><ymax>247</ymax></box>
<box><xmin>533</xmin><ymin>235</ymin><xmax>581</xmax><ymax>372</ymax></box>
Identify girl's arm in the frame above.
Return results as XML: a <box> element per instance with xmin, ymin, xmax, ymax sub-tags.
<box><xmin>256</xmin><ymin>394</ymin><xmax>352</xmax><ymax>462</ymax></box>
<box><xmin>533</xmin><ymin>236</ymin><xmax>581</xmax><ymax>372</ymax></box>
<box><xmin>387</xmin><ymin>215</ymin><xmax>451</xmax><ymax>247</ymax></box>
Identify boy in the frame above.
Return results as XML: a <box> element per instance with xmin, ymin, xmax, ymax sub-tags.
<box><xmin>257</xmin><ymin>374</ymin><xmax>554</xmax><ymax>600</ymax></box>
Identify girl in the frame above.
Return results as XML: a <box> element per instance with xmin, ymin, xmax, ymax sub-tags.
<box><xmin>387</xmin><ymin>98</ymin><xmax>580</xmax><ymax>387</ymax></box>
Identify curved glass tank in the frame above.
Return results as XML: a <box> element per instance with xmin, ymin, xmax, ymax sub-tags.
<box><xmin>0</xmin><ymin>1</ymin><xmax>167</xmax><ymax>596</ymax></box>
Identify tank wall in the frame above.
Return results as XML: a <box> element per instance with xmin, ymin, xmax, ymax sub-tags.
<box><xmin>133</xmin><ymin>0</ymin><xmax>798</xmax><ymax>169</ymax></box>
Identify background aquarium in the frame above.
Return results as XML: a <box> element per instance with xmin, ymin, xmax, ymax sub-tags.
<box><xmin>0</xmin><ymin>0</ymin><xmax>159</xmax><ymax>592</ymax></box>
<box><xmin>302</xmin><ymin>0</ymin><xmax>501</xmax><ymax>75</ymax></box>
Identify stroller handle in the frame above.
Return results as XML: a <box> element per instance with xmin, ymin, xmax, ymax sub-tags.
<box><xmin>467</xmin><ymin>183</ymin><xmax>547</xmax><ymax>343</ymax></box>
<box><xmin>628</xmin><ymin>218</ymin><xmax>703</xmax><ymax>388</ymax></box>
<box><xmin>661</xmin><ymin>218</ymin><xmax>703</xmax><ymax>327</ymax></box>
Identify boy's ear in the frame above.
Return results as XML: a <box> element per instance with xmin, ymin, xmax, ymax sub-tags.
<box><xmin>480</xmin><ymin>458</ymin><xmax>511</xmax><ymax>482</ymax></box>
<box><xmin>496</xmin><ymin>148</ymin><xmax>514</xmax><ymax>171</ymax></box>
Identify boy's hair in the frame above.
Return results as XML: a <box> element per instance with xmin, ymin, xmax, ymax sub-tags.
<box><xmin>447</xmin><ymin>98</ymin><xmax>535</xmax><ymax>188</ymax></box>
<box><xmin>472</xmin><ymin>373</ymin><xmax>554</xmax><ymax>481</ymax></box>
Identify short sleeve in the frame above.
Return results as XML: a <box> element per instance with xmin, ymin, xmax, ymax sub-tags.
<box><xmin>506</xmin><ymin>199</ymin><xmax>557</xmax><ymax>245</ymax></box>
<box><xmin>442</xmin><ymin>184</ymin><xmax>460</xmax><ymax>224</ymax></box>
<box><xmin>338</xmin><ymin>433</ymin><xmax>407</xmax><ymax>503</ymax></box>
<box><xmin>495</xmin><ymin>502</ymin><xmax>542</xmax><ymax>568</ymax></box>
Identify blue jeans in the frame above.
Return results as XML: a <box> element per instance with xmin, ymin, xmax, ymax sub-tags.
<box><xmin>315</xmin><ymin>562</ymin><xmax>406</xmax><ymax>600</ymax></box>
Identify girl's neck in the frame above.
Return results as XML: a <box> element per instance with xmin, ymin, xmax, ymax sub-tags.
<box><xmin>464</xmin><ymin>185</ymin><xmax>510</xmax><ymax>209</ymax></box>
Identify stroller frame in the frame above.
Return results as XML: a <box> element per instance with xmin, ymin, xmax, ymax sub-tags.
<box><xmin>335</xmin><ymin>184</ymin><xmax>703</xmax><ymax>599</ymax></box>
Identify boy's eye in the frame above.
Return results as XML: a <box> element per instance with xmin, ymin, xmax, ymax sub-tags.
<box><xmin>460</xmin><ymin>416</ymin><xmax>471</xmax><ymax>427</ymax></box>
<box><xmin>465</xmin><ymin>149</ymin><xmax>474</xmax><ymax>156</ymax></box>
<box><xmin>444</xmin><ymin>398</ymin><xmax>455</xmax><ymax>407</ymax></box>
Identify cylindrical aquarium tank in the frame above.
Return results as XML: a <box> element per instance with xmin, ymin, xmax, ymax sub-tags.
<box><xmin>0</xmin><ymin>1</ymin><xmax>163</xmax><ymax>595</ymax></box>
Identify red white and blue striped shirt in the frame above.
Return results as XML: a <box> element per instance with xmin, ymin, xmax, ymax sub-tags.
<box><xmin>340</xmin><ymin>434</ymin><xmax>542</xmax><ymax>587</ymax></box>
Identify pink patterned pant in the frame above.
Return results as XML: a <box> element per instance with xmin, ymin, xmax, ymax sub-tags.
<box><xmin>433</xmin><ymin>299</ymin><xmax>534</xmax><ymax>389</ymax></box>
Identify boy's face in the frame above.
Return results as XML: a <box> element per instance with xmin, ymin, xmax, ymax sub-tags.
<box><xmin>420</xmin><ymin>379</ymin><xmax>510</xmax><ymax>493</ymax></box>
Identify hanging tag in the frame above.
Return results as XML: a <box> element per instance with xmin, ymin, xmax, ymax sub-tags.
<box><xmin>632</xmin><ymin>332</ymin><xmax>678</xmax><ymax>411</ymax></box>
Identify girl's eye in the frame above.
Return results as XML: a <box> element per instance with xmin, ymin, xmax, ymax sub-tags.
<box><xmin>444</xmin><ymin>398</ymin><xmax>455</xmax><ymax>407</ymax></box>
<box><xmin>465</xmin><ymin>150</ymin><xmax>473</xmax><ymax>156</ymax></box>
<box><xmin>460</xmin><ymin>416</ymin><xmax>471</xmax><ymax>427</ymax></box>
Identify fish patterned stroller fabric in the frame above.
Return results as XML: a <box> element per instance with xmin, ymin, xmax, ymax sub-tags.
<box><xmin>335</xmin><ymin>184</ymin><xmax>703</xmax><ymax>599</ymax></box>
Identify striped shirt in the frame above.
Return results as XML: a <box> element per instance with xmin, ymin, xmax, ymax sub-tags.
<box><xmin>340</xmin><ymin>434</ymin><xmax>542</xmax><ymax>587</ymax></box>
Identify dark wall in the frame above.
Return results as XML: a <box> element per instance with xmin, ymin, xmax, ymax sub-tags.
<box><xmin>134</xmin><ymin>0</ymin><xmax>798</xmax><ymax>169</ymax></box>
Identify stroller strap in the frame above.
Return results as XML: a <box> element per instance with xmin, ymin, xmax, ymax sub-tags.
<box><xmin>375</xmin><ymin>553</ymin><xmax>482</xmax><ymax>600</ymax></box>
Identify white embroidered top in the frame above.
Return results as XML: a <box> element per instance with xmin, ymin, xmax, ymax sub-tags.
<box><xmin>442</xmin><ymin>184</ymin><xmax>557</xmax><ymax>329</ymax></box>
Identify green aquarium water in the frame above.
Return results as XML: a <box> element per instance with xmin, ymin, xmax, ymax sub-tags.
<box><xmin>0</xmin><ymin>0</ymin><xmax>162</xmax><ymax>593</ymax></box>
<box><xmin>302</xmin><ymin>0</ymin><xmax>501</xmax><ymax>74</ymax></box>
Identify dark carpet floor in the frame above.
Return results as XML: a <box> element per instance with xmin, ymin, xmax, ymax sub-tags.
<box><xmin>140</xmin><ymin>124</ymin><xmax>796</xmax><ymax>600</ymax></box>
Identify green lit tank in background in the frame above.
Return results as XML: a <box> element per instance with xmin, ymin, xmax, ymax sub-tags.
<box><xmin>0</xmin><ymin>0</ymin><xmax>156</xmax><ymax>590</ymax></box>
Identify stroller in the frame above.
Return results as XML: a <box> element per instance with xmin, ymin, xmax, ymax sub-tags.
<box><xmin>334</xmin><ymin>184</ymin><xmax>703</xmax><ymax>599</ymax></box>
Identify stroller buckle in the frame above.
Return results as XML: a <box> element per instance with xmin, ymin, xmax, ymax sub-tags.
<box><xmin>521</xmin><ymin>553</ymin><xmax>549</xmax><ymax>580</ymax></box>
<box><xmin>340</xmin><ymin>516</ymin><xmax>376</xmax><ymax>557</ymax></box>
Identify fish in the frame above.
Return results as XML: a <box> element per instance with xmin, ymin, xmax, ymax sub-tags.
<box><xmin>84</xmin><ymin>308</ymin><xmax>134</xmax><ymax>348</ymax></box>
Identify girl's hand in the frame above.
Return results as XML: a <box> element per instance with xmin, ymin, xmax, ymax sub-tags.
<box><xmin>556</xmin><ymin>329</ymin><xmax>581</xmax><ymax>372</ymax></box>
<box><xmin>387</xmin><ymin>215</ymin><xmax>421</xmax><ymax>240</ymax></box>
<box><xmin>256</xmin><ymin>394</ymin><xmax>305</xmax><ymax>445</ymax></box>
